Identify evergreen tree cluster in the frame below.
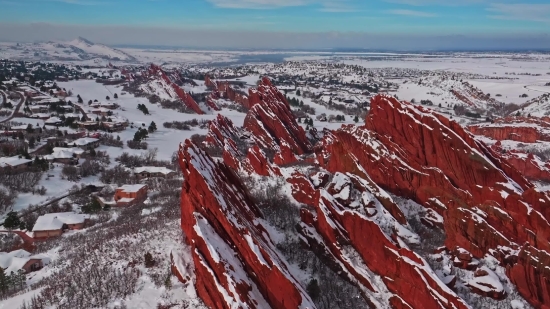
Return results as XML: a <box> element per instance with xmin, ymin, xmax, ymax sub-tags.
<box><xmin>137</xmin><ymin>104</ymin><xmax>149</xmax><ymax>115</ymax></box>
<box><xmin>285</xmin><ymin>95</ymin><xmax>304</xmax><ymax>107</ymax></box>
<box><xmin>0</xmin><ymin>267</ymin><xmax>26</xmax><ymax>299</ymax></box>
<box><xmin>335</xmin><ymin>115</ymin><xmax>346</xmax><ymax>122</ymax></box>
<box><xmin>133</xmin><ymin>128</ymin><xmax>149</xmax><ymax>142</ymax></box>
<box><xmin>148</xmin><ymin>121</ymin><xmax>157</xmax><ymax>133</ymax></box>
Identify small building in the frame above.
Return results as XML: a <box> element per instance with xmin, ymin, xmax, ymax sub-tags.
<box><xmin>100</xmin><ymin>102</ymin><xmax>118</xmax><ymax>110</ymax></box>
<box><xmin>29</xmin><ymin>105</ymin><xmax>49</xmax><ymax>113</ymax></box>
<box><xmin>43</xmin><ymin>147</ymin><xmax>84</xmax><ymax>164</ymax></box>
<box><xmin>32</xmin><ymin>212</ymin><xmax>90</xmax><ymax>240</ymax></box>
<box><xmin>0</xmin><ymin>249</ymin><xmax>48</xmax><ymax>274</ymax></box>
<box><xmin>134</xmin><ymin>166</ymin><xmax>176</xmax><ymax>180</ymax></box>
<box><xmin>114</xmin><ymin>184</ymin><xmax>148</xmax><ymax>206</ymax></box>
<box><xmin>45</xmin><ymin>117</ymin><xmax>63</xmax><ymax>126</ymax></box>
<box><xmin>0</xmin><ymin>156</ymin><xmax>32</xmax><ymax>171</ymax></box>
<box><xmin>69</xmin><ymin>137</ymin><xmax>100</xmax><ymax>150</ymax></box>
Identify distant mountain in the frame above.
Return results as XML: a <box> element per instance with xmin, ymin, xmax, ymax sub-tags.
<box><xmin>0</xmin><ymin>37</ymin><xmax>136</xmax><ymax>62</ymax></box>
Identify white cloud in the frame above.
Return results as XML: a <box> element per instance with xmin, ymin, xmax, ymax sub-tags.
<box><xmin>205</xmin><ymin>0</ymin><xmax>353</xmax><ymax>11</ymax></box>
<box><xmin>388</xmin><ymin>9</ymin><xmax>435</xmax><ymax>17</ymax></box>
<box><xmin>487</xmin><ymin>3</ymin><xmax>550</xmax><ymax>23</ymax></box>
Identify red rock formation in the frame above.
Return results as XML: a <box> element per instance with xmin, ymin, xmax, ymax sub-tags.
<box><xmin>273</xmin><ymin>140</ymin><xmax>299</xmax><ymax>166</ymax></box>
<box><xmin>504</xmin><ymin>245</ymin><xmax>550</xmax><ymax>309</ymax></box>
<box><xmin>451</xmin><ymin>89</ymin><xmax>475</xmax><ymax>106</ymax></box>
<box><xmin>314</xmin><ymin>94</ymin><xmax>550</xmax><ymax>308</ymax></box>
<box><xmin>204</xmin><ymin>75</ymin><xmax>216</xmax><ymax>89</ymax></box>
<box><xmin>244</xmin><ymin>145</ymin><xmax>281</xmax><ymax>177</ymax></box>
<box><xmin>489</xmin><ymin>143</ymin><xmax>550</xmax><ymax>182</ymax></box>
<box><xmin>149</xmin><ymin>64</ymin><xmax>204</xmax><ymax>115</ymax></box>
<box><xmin>469</xmin><ymin>125</ymin><xmax>541</xmax><ymax>143</ymax></box>
<box><xmin>205</xmin><ymin>114</ymin><xmax>240</xmax><ymax>149</ymax></box>
<box><xmin>205</xmin><ymin>75</ymin><xmax>251</xmax><ymax>109</ymax></box>
<box><xmin>244</xmin><ymin>77</ymin><xmax>311</xmax><ymax>155</ymax></box>
<box><xmin>206</xmin><ymin>96</ymin><xmax>221</xmax><ymax>111</ymax></box>
<box><xmin>469</xmin><ymin>116</ymin><xmax>550</xmax><ymax>143</ymax></box>
<box><xmin>298</xmin><ymin>173</ymin><xmax>469</xmax><ymax>309</ymax></box>
<box><xmin>178</xmin><ymin>140</ymin><xmax>314</xmax><ymax>309</ymax></box>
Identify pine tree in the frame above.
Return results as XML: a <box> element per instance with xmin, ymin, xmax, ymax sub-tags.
<box><xmin>306</xmin><ymin>278</ymin><xmax>320</xmax><ymax>301</ymax></box>
<box><xmin>0</xmin><ymin>267</ymin><xmax>7</xmax><ymax>297</ymax></box>
<box><xmin>144</xmin><ymin>252</ymin><xmax>155</xmax><ymax>268</ymax></box>
<box><xmin>148</xmin><ymin>121</ymin><xmax>157</xmax><ymax>133</ymax></box>
<box><xmin>4</xmin><ymin>211</ymin><xmax>21</xmax><ymax>229</ymax></box>
<box><xmin>354</xmin><ymin>115</ymin><xmax>359</xmax><ymax>123</ymax></box>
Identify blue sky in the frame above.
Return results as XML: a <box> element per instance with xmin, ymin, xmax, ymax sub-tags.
<box><xmin>0</xmin><ymin>0</ymin><xmax>549</xmax><ymax>49</ymax></box>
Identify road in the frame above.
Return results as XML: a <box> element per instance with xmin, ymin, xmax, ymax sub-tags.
<box><xmin>0</xmin><ymin>91</ymin><xmax>25</xmax><ymax>124</ymax></box>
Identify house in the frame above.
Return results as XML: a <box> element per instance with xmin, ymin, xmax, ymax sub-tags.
<box><xmin>114</xmin><ymin>184</ymin><xmax>148</xmax><ymax>206</ymax></box>
<box><xmin>45</xmin><ymin>117</ymin><xmax>63</xmax><ymax>126</ymax></box>
<box><xmin>0</xmin><ymin>156</ymin><xmax>32</xmax><ymax>170</ymax></box>
<box><xmin>69</xmin><ymin>137</ymin><xmax>99</xmax><ymax>150</ymax></box>
<box><xmin>43</xmin><ymin>147</ymin><xmax>84</xmax><ymax>164</ymax></box>
<box><xmin>134</xmin><ymin>166</ymin><xmax>175</xmax><ymax>180</ymax></box>
<box><xmin>30</xmin><ymin>105</ymin><xmax>49</xmax><ymax>113</ymax></box>
<box><xmin>0</xmin><ymin>249</ymin><xmax>49</xmax><ymax>274</ymax></box>
<box><xmin>29</xmin><ymin>113</ymin><xmax>51</xmax><ymax>120</ymax></box>
<box><xmin>100</xmin><ymin>102</ymin><xmax>118</xmax><ymax>110</ymax></box>
<box><xmin>32</xmin><ymin>212</ymin><xmax>90</xmax><ymax>240</ymax></box>
<box><xmin>91</xmin><ymin>108</ymin><xmax>111</xmax><ymax>117</ymax></box>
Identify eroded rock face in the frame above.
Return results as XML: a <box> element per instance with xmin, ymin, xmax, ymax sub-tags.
<box><xmin>177</xmin><ymin>92</ymin><xmax>550</xmax><ymax>309</ymax></box>
<box><xmin>244</xmin><ymin>77</ymin><xmax>311</xmax><ymax>155</ymax></box>
<box><xmin>469</xmin><ymin>116</ymin><xmax>550</xmax><ymax>143</ymax></box>
<box><xmin>297</xmin><ymin>172</ymin><xmax>469</xmax><ymax>309</ymax></box>
<box><xmin>314</xmin><ymin>94</ymin><xmax>550</xmax><ymax>308</ymax></box>
<box><xmin>148</xmin><ymin>64</ymin><xmax>204</xmax><ymax>115</ymax></box>
<box><xmin>489</xmin><ymin>143</ymin><xmax>550</xmax><ymax>182</ymax></box>
<box><xmin>178</xmin><ymin>140</ymin><xmax>314</xmax><ymax>309</ymax></box>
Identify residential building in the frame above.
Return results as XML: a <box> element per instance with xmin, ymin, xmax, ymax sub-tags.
<box><xmin>0</xmin><ymin>249</ymin><xmax>49</xmax><ymax>274</ymax></box>
<box><xmin>114</xmin><ymin>184</ymin><xmax>148</xmax><ymax>206</ymax></box>
<box><xmin>69</xmin><ymin>137</ymin><xmax>99</xmax><ymax>150</ymax></box>
<box><xmin>0</xmin><ymin>156</ymin><xmax>32</xmax><ymax>170</ymax></box>
<box><xmin>134</xmin><ymin>166</ymin><xmax>176</xmax><ymax>180</ymax></box>
<box><xmin>32</xmin><ymin>212</ymin><xmax>90</xmax><ymax>240</ymax></box>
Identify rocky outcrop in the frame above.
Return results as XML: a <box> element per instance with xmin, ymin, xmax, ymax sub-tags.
<box><xmin>490</xmin><ymin>142</ymin><xmax>550</xmax><ymax>182</ymax></box>
<box><xmin>205</xmin><ymin>75</ymin><xmax>250</xmax><ymax>109</ymax></box>
<box><xmin>149</xmin><ymin>64</ymin><xmax>204</xmax><ymax>115</ymax></box>
<box><xmin>298</xmin><ymin>172</ymin><xmax>469</xmax><ymax>309</ymax></box>
<box><xmin>504</xmin><ymin>245</ymin><xmax>550</xmax><ymax>309</ymax></box>
<box><xmin>314</xmin><ymin>94</ymin><xmax>550</xmax><ymax>308</ymax></box>
<box><xmin>244</xmin><ymin>77</ymin><xmax>311</xmax><ymax>155</ymax></box>
<box><xmin>469</xmin><ymin>125</ymin><xmax>542</xmax><ymax>143</ymax></box>
<box><xmin>244</xmin><ymin>145</ymin><xmax>281</xmax><ymax>177</ymax></box>
<box><xmin>178</xmin><ymin>140</ymin><xmax>315</xmax><ymax>309</ymax></box>
<box><xmin>205</xmin><ymin>114</ymin><xmax>241</xmax><ymax>149</ymax></box>
<box><xmin>469</xmin><ymin>116</ymin><xmax>550</xmax><ymax>143</ymax></box>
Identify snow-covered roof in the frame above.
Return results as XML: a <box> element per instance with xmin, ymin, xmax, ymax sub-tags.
<box><xmin>71</xmin><ymin>137</ymin><xmax>99</xmax><ymax>146</ymax></box>
<box><xmin>30</xmin><ymin>113</ymin><xmax>50</xmax><ymax>119</ymax></box>
<box><xmin>117</xmin><ymin>197</ymin><xmax>135</xmax><ymax>203</ymax></box>
<box><xmin>0</xmin><ymin>250</ymin><xmax>31</xmax><ymax>269</ymax></box>
<box><xmin>0</xmin><ymin>156</ymin><xmax>32</xmax><ymax>168</ymax></box>
<box><xmin>117</xmin><ymin>184</ymin><xmax>147</xmax><ymax>193</ymax></box>
<box><xmin>43</xmin><ymin>147</ymin><xmax>84</xmax><ymax>160</ymax></box>
<box><xmin>33</xmin><ymin>212</ymin><xmax>89</xmax><ymax>231</ymax></box>
<box><xmin>134</xmin><ymin>166</ymin><xmax>174</xmax><ymax>175</ymax></box>
<box><xmin>45</xmin><ymin>116</ymin><xmax>62</xmax><ymax>124</ymax></box>
<box><xmin>0</xmin><ymin>250</ymin><xmax>50</xmax><ymax>274</ymax></box>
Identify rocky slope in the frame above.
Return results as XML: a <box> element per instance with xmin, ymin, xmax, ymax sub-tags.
<box><xmin>175</xmin><ymin>80</ymin><xmax>550</xmax><ymax>309</ymax></box>
<box><xmin>147</xmin><ymin>64</ymin><xmax>204</xmax><ymax>114</ymax></box>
